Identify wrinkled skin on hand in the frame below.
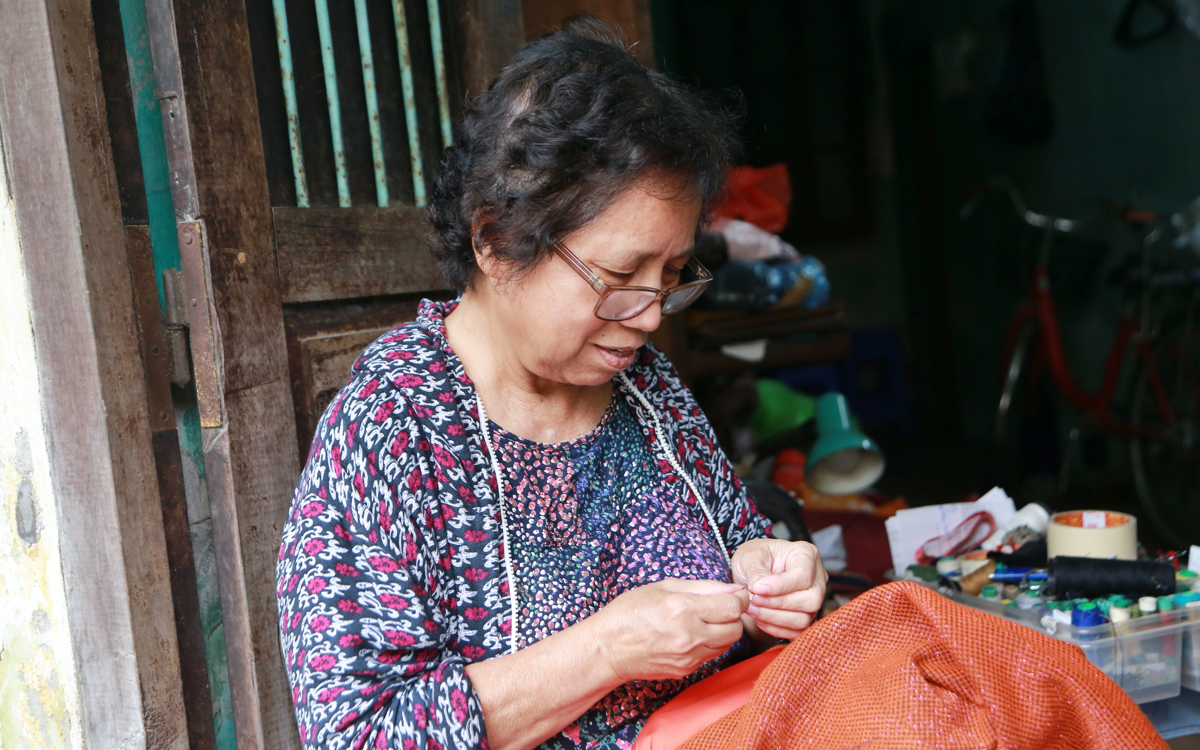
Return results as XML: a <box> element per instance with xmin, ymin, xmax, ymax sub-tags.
<box><xmin>732</xmin><ymin>539</ymin><xmax>827</xmax><ymax>640</ymax></box>
<box><xmin>595</xmin><ymin>578</ymin><xmax>751</xmax><ymax>682</ymax></box>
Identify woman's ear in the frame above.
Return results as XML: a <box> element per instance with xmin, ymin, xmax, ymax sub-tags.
<box><xmin>470</xmin><ymin>210</ymin><xmax>505</xmax><ymax>282</ymax></box>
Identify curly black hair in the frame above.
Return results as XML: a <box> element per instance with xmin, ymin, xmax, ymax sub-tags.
<box><xmin>426</xmin><ymin>15</ymin><xmax>740</xmax><ymax>290</ymax></box>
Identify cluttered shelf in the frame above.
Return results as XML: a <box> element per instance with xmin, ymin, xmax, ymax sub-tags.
<box><xmin>652</xmin><ymin>304</ymin><xmax>852</xmax><ymax>381</ymax></box>
<box><xmin>649</xmin><ymin>164</ymin><xmax>851</xmax><ymax>383</ymax></box>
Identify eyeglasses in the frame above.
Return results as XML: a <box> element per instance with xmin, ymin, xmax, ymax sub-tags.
<box><xmin>553</xmin><ymin>241</ymin><xmax>712</xmax><ymax>322</ymax></box>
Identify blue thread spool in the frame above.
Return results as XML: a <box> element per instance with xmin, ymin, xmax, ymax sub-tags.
<box><xmin>1072</xmin><ymin>602</ymin><xmax>1104</xmax><ymax>628</ymax></box>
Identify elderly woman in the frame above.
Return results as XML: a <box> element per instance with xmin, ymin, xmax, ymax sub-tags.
<box><xmin>276</xmin><ymin>17</ymin><xmax>825</xmax><ymax>750</ymax></box>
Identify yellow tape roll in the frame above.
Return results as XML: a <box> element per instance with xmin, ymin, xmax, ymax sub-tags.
<box><xmin>1046</xmin><ymin>510</ymin><xmax>1137</xmax><ymax>560</ymax></box>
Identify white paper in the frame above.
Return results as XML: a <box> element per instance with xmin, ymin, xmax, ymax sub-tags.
<box><xmin>812</xmin><ymin>524</ymin><xmax>847</xmax><ymax>573</ymax></box>
<box><xmin>885</xmin><ymin>486</ymin><xmax>1017</xmax><ymax>576</ymax></box>
<box><xmin>721</xmin><ymin>219</ymin><xmax>802</xmax><ymax>262</ymax></box>
<box><xmin>720</xmin><ymin>339</ymin><xmax>768</xmax><ymax>362</ymax></box>
<box><xmin>1190</xmin><ymin>545</ymin><xmax>1200</xmax><ymax>574</ymax></box>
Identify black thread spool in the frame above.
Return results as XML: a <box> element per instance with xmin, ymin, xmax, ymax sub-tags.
<box><xmin>1047</xmin><ymin>556</ymin><xmax>1176</xmax><ymax>600</ymax></box>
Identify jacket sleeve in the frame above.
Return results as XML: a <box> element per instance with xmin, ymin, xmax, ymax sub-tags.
<box><xmin>277</xmin><ymin>380</ymin><xmax>489</xmax><ymax>750</ymax></box>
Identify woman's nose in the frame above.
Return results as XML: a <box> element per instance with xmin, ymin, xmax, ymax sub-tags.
<box><xmin>624</xmin><ymin>298</ymin><xmax>663</xmax><ymax>332</ymax></box>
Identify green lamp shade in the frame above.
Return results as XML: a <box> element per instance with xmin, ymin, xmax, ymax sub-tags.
<box><xmin>752</xmin><ymin>379</ymin><xmax>815</xmax><ymax>441</ymax></box>
<box><xmin>806</xmin><ymin>392</ymin><xmax>885</xmax><ymax>495</ymax></box>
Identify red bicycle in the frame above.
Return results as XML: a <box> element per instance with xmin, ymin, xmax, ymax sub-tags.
<box><xmin>963</xmin><ymin>178</ymin><xmax>1200</xmax><ymax>545</ymax></box>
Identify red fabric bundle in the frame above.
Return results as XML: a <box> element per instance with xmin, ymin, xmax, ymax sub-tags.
<box><xmin>712</xmin><ymin>164</ymin><xmax>792</xmax><ymax>234</ymax></box>
<box><xmin>639</xmin><ymin>582</ymin><xmax>1166</xmax><ymax>750</ymax></box>
<box><xmin>635</xmin><ymin>647</ymin><xmax>784</xmax><ymax>750</ymax></box>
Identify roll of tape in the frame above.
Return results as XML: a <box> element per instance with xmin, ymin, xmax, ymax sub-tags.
<box><xmin>1047</xmin><ymin>510</ymin><xmax>1137</xmax><ymax>561</ymax></box>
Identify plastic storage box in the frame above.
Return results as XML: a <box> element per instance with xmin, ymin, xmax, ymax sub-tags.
<box><xmin>1179</xmin><ymin>612</ymin><xmax>1200</xmax><ymax>692</ymax></box>
<box><xmin>948</xmin><ymin>591</ymin><xmax>1190</xmax><ymax>704</ymax></box>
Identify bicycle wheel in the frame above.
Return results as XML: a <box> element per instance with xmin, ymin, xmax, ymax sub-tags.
<box><xmin>1130</xmin><ymin>298</ymin><xmax>1200</xmax><ymax>547</ymax></box>
<box><xmin>996</xmin><ymin>318</ymin><xmax>1036</xmax><ymax>445</ymax></box>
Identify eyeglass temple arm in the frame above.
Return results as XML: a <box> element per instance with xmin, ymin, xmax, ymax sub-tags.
<box><xmin>686</xmin><ymin>255</ymin><xmax>713</xmax><ymax>281</ymax></box>
<box><xmin>553</xmin><ymin>243</ymin><xmax>608</xmax><ymax>293</ymax></box>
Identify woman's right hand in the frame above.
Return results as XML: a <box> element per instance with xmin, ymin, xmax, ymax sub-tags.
<box><xmin>592</xmin><ymin>579</ymin><xmax>750</xmax><ymax>683</ymax></box>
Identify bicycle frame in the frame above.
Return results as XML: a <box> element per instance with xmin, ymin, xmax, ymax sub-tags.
<box><xmin>1004</xmin><ymin>233</ymin><xmax>1175</xmax><ymax>440</ymax></box>
<box><xmin>968</xmin><ymin>177</ymin><xmax>1188</xmax><ymax>442</ymax></box>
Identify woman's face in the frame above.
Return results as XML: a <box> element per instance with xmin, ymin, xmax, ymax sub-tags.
<box><xmin>482</xmin><ymin>178</ymin><xmax>701</xmax><ymax>388</ymax></box>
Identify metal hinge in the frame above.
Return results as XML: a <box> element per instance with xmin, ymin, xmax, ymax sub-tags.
<box><xmin>161</xmin><ymin>268</ymin><xmax>193</xmax><ymax>387</ymax></box>
<box><xmin>175</xmin><ymin>220</ymin><xmax>224</xmax><ymax>428</ymax></box>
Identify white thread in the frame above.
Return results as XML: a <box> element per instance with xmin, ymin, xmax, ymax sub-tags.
<box><xmin>475</xmin><ymin>395</ymin><xmax>521</xmax><ymax>655</ymax></box>
<box><xmin>617</xmin><ymin>372</ymin><xmax>732</xmax><ymax>568</ymax></box>
<box><xmin>476</xmin><ymin>374</ymin><xmax>731</xmax><ymax>656</ymax></box>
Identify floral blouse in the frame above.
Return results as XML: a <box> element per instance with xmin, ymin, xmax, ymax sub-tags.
<box><xmin>276</xmin><ymin>298</ymin><xmax>770</xmax><ymax>750</ymax></box>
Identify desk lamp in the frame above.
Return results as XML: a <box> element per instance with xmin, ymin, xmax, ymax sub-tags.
<box><xmin>805</xmin><ymin>392</ymin><xmax>885</xmax><ymax>495</ymax></box>
<box><xmin>753</xmin><ymin>381</ymin><xmax>885</xmax><ymax>495</ymax></box>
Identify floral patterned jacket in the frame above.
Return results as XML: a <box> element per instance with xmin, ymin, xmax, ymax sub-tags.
<box><xmin>276</xmin><ymin>298</ymin><xmax>770</xmax><ymax>750</ymax></box>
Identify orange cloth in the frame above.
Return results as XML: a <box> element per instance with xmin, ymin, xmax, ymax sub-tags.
<box><xmin>645</xmin><ymin>582</ymin><xmax>1167</xmax><ymax>750</ymax></box>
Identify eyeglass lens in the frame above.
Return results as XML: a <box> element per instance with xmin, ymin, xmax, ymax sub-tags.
<box><xmin>596</xmin><ymin>283</ymin><xmax>708</xmax><ymax>321</ymax></box>
<box><xmin>596</xmin><ymin>289</ymin><xmax>660</xmax><ymax>321</ymax></box>
<box><xmin>660</xmin><ymin>283</ymin><xmax>706</xmax><ymax>314</ymax></box>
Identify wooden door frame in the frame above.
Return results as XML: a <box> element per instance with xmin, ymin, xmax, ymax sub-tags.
<box><xmin>0</xmin><ymin>0</ymin><xmax>190</xmax><ymax>746</ymax></box>
<box><xmin>139</xmin><ymin>1</ymin><xmax>524</xmax><ymax>747</ymax></box>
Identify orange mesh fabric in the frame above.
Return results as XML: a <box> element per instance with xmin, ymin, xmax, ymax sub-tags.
<box><xmin>678</xmin><ymin>582</ymin><xmax>1167</xmax><ymax>750</ymax></box>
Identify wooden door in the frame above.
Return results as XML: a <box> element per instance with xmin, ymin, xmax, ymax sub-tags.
<box><xmin>141</xmin><ymin>1</ymin><xmax>522</xmax><ymax>747</ymax></box>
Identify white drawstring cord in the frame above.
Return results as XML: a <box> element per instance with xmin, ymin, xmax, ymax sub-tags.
<box><xmin>476</xmin><ymin>373</ymin><xmax>730</xmax><ymax>655</ymax></box>
<box><xmin>475</xmin><ymin>395</ymin><xmax>522</xmax><ymax>655</ymax></box>
<box><xmin>616</xmin><ymin>372</ymin><xmax>732</xmax><ymax>569</ymax></box>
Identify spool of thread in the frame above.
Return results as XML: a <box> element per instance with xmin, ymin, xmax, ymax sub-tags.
<box><xmin>1047</xmin><ymin>556</ymin><xmax>1175</xmax><ymax>600</ymax></box>
<box><xmin>981</xmin><ymin>584</ymin><xmax>1000</xmax><ymax>601</ymax></box>
<box><xmin>1139</xmin><ymin>596</ymin><xmax>1158</xmax><ymax>615</ymax></box>
<box><xmin>1110</xmin><ymin>605</ymin><xmax>1132</xmax><ymax>623</ymax></box>
<box><xmin>1016</xmin><ymin>592</ymin><xmax>1040</xmax><ymax>609</ymax></box>
<box><xmin>960</xmin><ymin>560</ymin><xmax>997</xmax><ymax>596</ymax></box>
<box><xmin>936</xmin><ymin>556</ymin><xmax>961</xmax><ymax>576</ymax></box>
<box><xmin>1072</xmin><ymin>602</ymin><xmax>1104</xmax><ymax>627</ymax></box>
<box><xmin>906</xmin><ymin>564</ymin><xmax>939</xmax><ymax>583</ymax></box>
<box><xmin>960</xmin><ymin>549</ymin><xmax>991</xmax><ymax>577</ymax></box>
<box><xmin>1159</xmin><ymin>596</ymin><xmax>1176</xmax><ymax>612</ymax></box>
<box><xmin>1046</xmin><ymin>511</ymin><xmax>1137</xmax><ymax>560</ymax></box>
<box><xmin>1002</xmin><ymin>584</ymin><xmax>1020</xmax><ymax>600</ymax></box>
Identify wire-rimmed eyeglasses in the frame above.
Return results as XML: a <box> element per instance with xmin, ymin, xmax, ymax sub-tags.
<box><xmin>553</xmin><ymin>241</ymin><xmax>712</xmax><ymax>322</ymax></box>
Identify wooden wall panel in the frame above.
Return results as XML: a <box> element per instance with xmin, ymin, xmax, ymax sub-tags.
<box><xmin>521</xmin><ymin>0</ymin><xmax>654</xmax><ymax>65</ymax></box>
<box><xmin>143</xmin><ymin>0</ymin><xmax>302</xmax><ymax>745</ymax></box>
<box><xmin>0</xmin><ymin>0</ymin><xmax>189</xmax><ymax>746</ymax></box>
<box><xmin>448</xmin><ymin>0</ymin><xmax>525</xmax><ymax>99</ymax></box>
<box><xmin>274</xmin><ymin>206</ymin><xmax>447</xmax><ymax>303</ymax></box>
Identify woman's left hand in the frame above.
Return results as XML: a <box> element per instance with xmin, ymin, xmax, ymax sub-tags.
<box><xmin>731</xmin><ymin>538</ymin><xmax>828</xmax><ymax>640</ymax></box>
